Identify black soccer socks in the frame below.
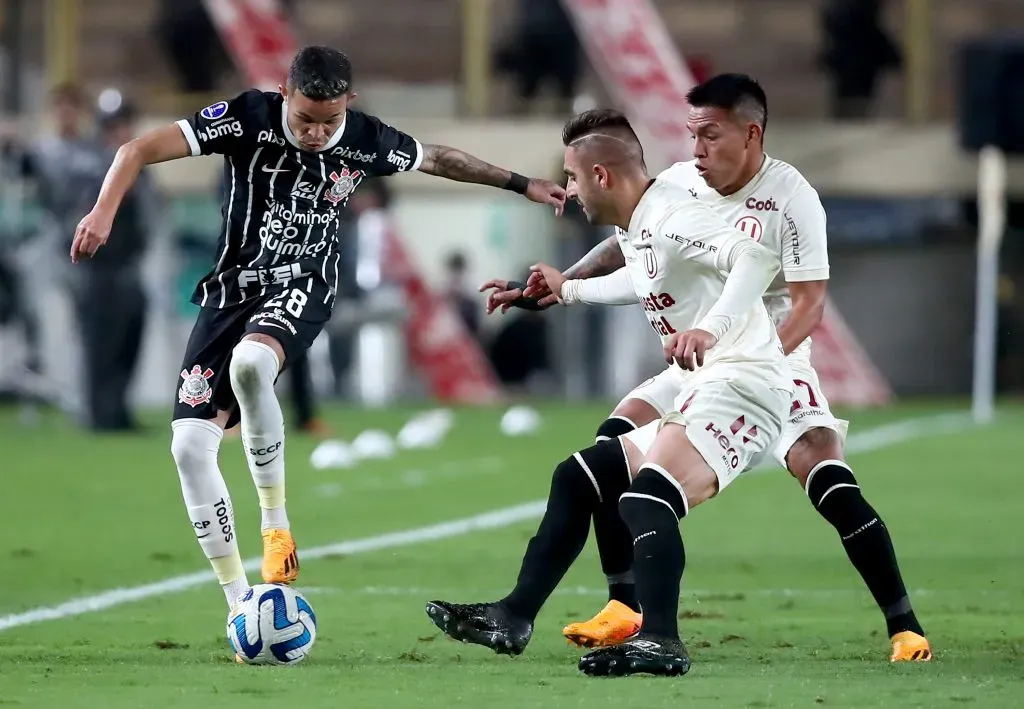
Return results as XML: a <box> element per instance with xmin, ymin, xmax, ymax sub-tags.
<box><xmin>806</xmin><ymin>460</ymin><xmax>925</xmax><ymax>637</ymax></box>
<box><xmin>593</xmin><ymin>417</ymin><xmax>642</xmax><ymax>612</ymax></box>
<box><xmin>618</xmin><ymin>466</ymin><xmax>689</xmax><ymax>640</ymax></box>
<box><xmin>501</xmin><ymin>440</ymin><xmax>632</xmax><ymax>621</ymax></box>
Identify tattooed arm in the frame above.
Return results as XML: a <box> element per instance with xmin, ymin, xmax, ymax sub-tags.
<box><xmin>418</xmin><ymin>144</ymin><xmax>511</xmax><ymax>187</ymax></box>
<box><xmin>516</xmin><ymin>234</ymin><xmax>626</xmax><ymax>307</ymax></box>
<box><xmin>563</xmin><ymin>235</ymin><xmax>626</xmax><ymax>279</ymax></box>
<box><xmin>418</xmin><ymin>144</ymin><xmax>566</xmax><ymax>213</ymax></box>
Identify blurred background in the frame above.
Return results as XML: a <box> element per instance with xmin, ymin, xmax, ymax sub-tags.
<box><xmin>0</xmin><ymin>0</ymin><xmax>1023</xmax><ymax>433</ymax></box>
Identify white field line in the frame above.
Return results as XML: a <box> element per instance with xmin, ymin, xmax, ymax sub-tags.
<box><xmin>0</xmin><ymin>411</ymin><xmax>973</xmax><ymax>632</ymax></box>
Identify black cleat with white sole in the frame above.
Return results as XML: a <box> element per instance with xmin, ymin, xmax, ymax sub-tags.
<box><xmin>578</xmin><ymin>634</ymin><xmax>691</xmax><ymax>677</ymax></box>
<box><xmin>425</xmin><ymin>600</ymin><xmax>533</xmax><ymax>656</ymax></box>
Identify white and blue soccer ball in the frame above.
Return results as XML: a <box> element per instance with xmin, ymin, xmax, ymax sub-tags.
<box><xmin>227</xmin><ymin>583</ymin><xmax>317</xmax><ymax>665</ymax></box>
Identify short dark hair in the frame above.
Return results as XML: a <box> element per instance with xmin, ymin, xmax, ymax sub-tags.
<box><xmin>287</xmin><ymin>45</ymin><xmax>353</xmax><ymax>100</ymax></box>
<box><xmin>686</xmin><ymin>73</ymin><xmax>768</xmax><ymax>132</ymax></box>
<box><xmin>50</xmin><ymin>82</ymin><xmax>83</xmax><ymax>106</ymax></box>
<box><xmin>562</xmin><ymin>108</ymin><xmax>639</xmax><ymax>146</ymax></box>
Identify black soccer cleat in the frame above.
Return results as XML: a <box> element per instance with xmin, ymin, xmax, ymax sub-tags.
<box><xmin>425</xmin><ymin>600</ymin><xmax>533</xmax><ymax>656</ymax></box>
<box><xmin>578</xmin><ymin>634</ymin><xmax>691</xmax><ymax>677</ymax></box>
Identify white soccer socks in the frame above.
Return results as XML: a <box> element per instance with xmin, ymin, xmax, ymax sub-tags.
<box><xmin>170</xmin><ymin>418</ymin><xmax>249</xmax><ymax>606</ymax></box>
<box><xmin>229</xmin><ymin>340</ymin><xmax>290</xmax><ymax>531</ymax></box>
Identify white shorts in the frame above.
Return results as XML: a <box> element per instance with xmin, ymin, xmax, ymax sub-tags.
<box><xmin>615</xmin><ymin>366</ymin><xmax>684</xmax><ymax>418</ymax></box>
<box><xmin>768</xmin><ymin>357</ymin><xmax>849</xmax><ymax>468</ymax></box>
<box><xmin>618</xmin><ymin>360</ymin><xmax>850</xmax><ymax>470</ymax></box>
<box><xmin>624</xmin><ymin>363</ymin><xmax>791</xmax><ymax>491</ymax></box>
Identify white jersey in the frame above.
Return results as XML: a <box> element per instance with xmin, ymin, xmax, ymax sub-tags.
<box><xmin>616</xmin><ymin>179</ymin><xmax>786</xmax><ymax>374</ymax></box>
<box><xmin>657</xmin><ymin>156</ymin><xmax>829</xmax><ymax>360</ymax></box>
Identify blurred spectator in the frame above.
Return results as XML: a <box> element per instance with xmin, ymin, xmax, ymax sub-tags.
<box><xmin>495</xmin><ymin>0</ymin><xmax>582</xmax><ymax>115</ymax></box>
<box><xmin>442</xmin><ymin>251</ymin><xmax>481</xmax><ymax>340</ymax></box>
<box><xmin>66</xmin><ymin>98</ymin><xmax>156</xmax><ymax>431</ymax></box>
<box><xmin>0</xmin><ymin>84</ymin><xmax>99</xmax><ymax>412</ymax></box>
<box><xmin>820</xmin><ymin>0</ymin><xmax>902</xmax><ymax>120</ymax></box>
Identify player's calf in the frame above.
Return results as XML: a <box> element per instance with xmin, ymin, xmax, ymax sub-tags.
<box><xmin>618</xmin><ymin>465</ymin><xmax>690</xmax><ymax>640</ymax></box>
<box><xmin>803</xmin><ymin>456</ymin><xmax>927</xmax><ymax>644</ymax></box>
<box><xmin>229</xmin><ymin>338</ymin><xmax>297</xmax><ymax>583</ymax></box>
<box><xmin>501</xmin><ymin>440</ymin><xmax>631</xmax><ymax>623</ymax></box>
<box><xmin>592</xmin><ymin>415</ymin><xmax>644</xmax><ymax>615</ymax></box>
<box><xmin>170</xmin><ymin>418</ymin><xmax>249</xmax><ymax>606</ymax></box>
<box><xmin>579</xmin><ymin>465</ymin><xmax>693</xmax><ymax>678</ymax></box>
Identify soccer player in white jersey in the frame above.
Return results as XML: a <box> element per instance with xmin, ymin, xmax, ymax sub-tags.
<box><xmin>478</xmin><ymin>74</ymin><xmax>930</xmax><ymax>664</ymax></box>
<box><xmin>428</xmin><ymin>107</ymin><xmax>796</xmax><ymax>677</ymax></box>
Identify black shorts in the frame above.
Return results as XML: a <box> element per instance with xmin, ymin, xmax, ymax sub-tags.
<box><xmin>173</xmin><ymin>282</ymin><xmax>333</xmax><ymax>427</ymax></box>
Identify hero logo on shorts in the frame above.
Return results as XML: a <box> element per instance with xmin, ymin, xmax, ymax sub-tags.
<box><xmin>325</xmin><ymin>167</ymin><xmax>362</xmax><ymax>205</ymax></box>
<box><xmin>200</xmin><ymin>101</ymin><xmax>229</xmax><ymax>120</ymax></box>
<box><xmin>179</xmin><ymin>365</ymin><xmax>215</xmax><ymax>408</ymax></box>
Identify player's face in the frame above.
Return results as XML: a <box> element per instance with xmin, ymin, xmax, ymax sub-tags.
<box><xmin>563</xmin><ymin>147</ymin><xmax>610</xmax><ymax>225</ymax></box>
<box><xmin>283</xmin><ymin>89</ymin><xmax>351</xmax><ymax>151</ymax></box>
<box><xmin>687</xmin><ymin>106</ymin><xmax>757</xmax><ymax>193</ymax></box>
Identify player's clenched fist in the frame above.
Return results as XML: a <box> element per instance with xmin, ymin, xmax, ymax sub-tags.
<box><xmin>665</xmin><ymin>329</ymin><xmax>718</xmax><ymax>370</ymax></box>
<box><xmin>70</xmin><ymin>210</ymin><xmax>113</xmax><ymax>264</ymax></box>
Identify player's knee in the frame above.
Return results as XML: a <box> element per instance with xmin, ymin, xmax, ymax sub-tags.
<box><xmin>229</xmin><ymin>340</ymin><xmax>279</xmax><ymax>395</ymax></box>
<box><xmin>618</xmin><ymin>465</ymin><xmax>689</xmax><ymax>529</ymax></box>
<box><xmin>552</xmin><ymin>439</ymin><xmax>631</xmax><ymax>506</ymax></box>
<box><xmin>805</xmin><ymin>460</ymin><xmax>878</xmax><ymax>531</ymax></box>
<box><xmin>170</xmin><ymin>419</ymin><xmax>223</xmax><ymax>474</ymax></box>
<box><xmin>786</xmin><ymin>427</ymin><xmax>844</xmax><ymax>483</ymax></box>
<box><xmin>594</xmin><ymin>416</ymin><xmax>637</xmax><ymax>444</ymax></box>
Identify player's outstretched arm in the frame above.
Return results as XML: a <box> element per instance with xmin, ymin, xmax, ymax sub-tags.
<box><xmin>417</xmin><ymin>144</ymin><xmax>566</xmax><ymax>215</ymax></box>
<box><xmin>532</xmin><ymin>263</ymin><xmax>637</xmax><ymax>307</ymax></box>
<box><xmin>522</xmin><ymin>234</ymin><xmax>626</xmax><ymax>304</ymax></box>
<box><xmin>481</xmin><ymin>235</ymin><xmax>628</xmax><ymax>313</ymax></box>
<box><xmin>70</xmin><ymin>124</ymin><xmax>191</xmax><ymax>263</ymax></box>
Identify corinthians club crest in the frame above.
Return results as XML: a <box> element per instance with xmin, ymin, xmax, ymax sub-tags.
<box><xmin>324</xmin><ymin>167</ymin><xmax>362</xmax><ymax>205</ymax></box>
<box><xmin>179</xmin><ymin>365</ymin><xmax>215</xmax><ymax>407</ymax></box>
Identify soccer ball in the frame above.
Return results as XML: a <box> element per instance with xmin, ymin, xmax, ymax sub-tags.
<box><xmin>227</xmin><ymin>583</ymin><xmax>317</xmax><ymax>665</ymax></box>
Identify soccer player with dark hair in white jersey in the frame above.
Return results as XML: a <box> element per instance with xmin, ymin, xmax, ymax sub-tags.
<box><xmin>428</xmin><ymin>74</ymin><xmax>930</xmax><ymax>672</ymax></box>
<box><xmin>69</xmin><ymin>45</ymin><xmax>566</xmax><ymax>623</ymax></box>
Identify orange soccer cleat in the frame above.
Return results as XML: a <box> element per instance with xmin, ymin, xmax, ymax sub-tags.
<box><xmin>562</xmin><ymin>600</ymin><xmax>642</xmax><ymax>649</ymax></box>
<box><xmin>261</xmin><ymin>528</ymin><xmax>300</xmax><ymax>584</ymax></box>
<box><xmin>890</xmin><ymin>631</ymin><xmax>933</xmax><ymax>662</ymax></box>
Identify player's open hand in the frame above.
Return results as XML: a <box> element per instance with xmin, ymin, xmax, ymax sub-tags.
<box><xmin>529</xmin><ymin>262</ymin><xmax>567</xmax><ymax>305</ymax></box>
<box><xmin>524</xmin><ymin>178</ymin><xmax>566</xmax><ymax>216</ymax></box>
<box><xmin>665</xmin><ymin>329</ymin><xmax>719</xmax><ymax>370</ymax></box>
<box><xmin>479</xmin><ymin>278</ymin><xmax>554</xmax><ymax>314</ymax></box>
<box><xmin>70</xmin><ymin>210</ymin><xmax>112</xmax><ymax>264</ymax></box>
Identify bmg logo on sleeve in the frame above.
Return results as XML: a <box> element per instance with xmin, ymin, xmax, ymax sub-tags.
<box><xmin>198</xmin><ymin>120</ymin><xmax>243</xmax><ymax>143</ymax></box>
<box><xmin>387</xmin><ymin>149</ymin><xmax>412</xmax><ymax>171</ymax></box>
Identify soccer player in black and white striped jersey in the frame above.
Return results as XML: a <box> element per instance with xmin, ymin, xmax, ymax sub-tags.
<box><xmin>70</xmin><ymin>46</ymin><xmax>566</xmax><ymax>612</ymax></box>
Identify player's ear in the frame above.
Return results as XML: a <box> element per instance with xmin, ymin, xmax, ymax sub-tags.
<box><xmin>278</xmin><ymin>84</ymin><xmax>287</xmax><ymax>100</ymax></box>
<box><xmin>593</xmin><ymin>164</ymin><xmax>610</xmax><ymax>188</ymax></box>
<box><xmin>347</xmin><ymin>91</ymin><xmax>358</xmax><ymax>104</ymax></box>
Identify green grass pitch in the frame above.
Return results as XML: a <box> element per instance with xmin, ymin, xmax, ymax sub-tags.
<box><xmin>0</xmin><ymin>401</ymin><xmax>1021</xmax><ymax>708</ymax></box>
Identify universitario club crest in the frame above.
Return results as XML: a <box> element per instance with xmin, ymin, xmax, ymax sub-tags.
<box><xmin>179</xmin><ymin>365</ymin><xmax>215</xmax><ymax>407</ymax></box>
<box><xmin>324</xmin><ymin>167</ymin><xmax>362</xmax><ymax>205</ymax></box>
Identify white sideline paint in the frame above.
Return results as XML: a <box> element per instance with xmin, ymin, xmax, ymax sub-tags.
<box><xmin>0</xmin><ymin>411</ymin><xmax>973</xmax><ymax>633</ymax></box>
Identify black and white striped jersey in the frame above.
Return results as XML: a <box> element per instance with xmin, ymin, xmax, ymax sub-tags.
<box><xmin>176</xmin><ymin>90</ymin><xmax>422</xmax><ymax>309</ymax></box>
